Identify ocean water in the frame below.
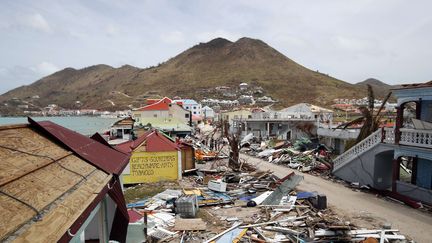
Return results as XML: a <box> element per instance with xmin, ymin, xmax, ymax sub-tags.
<box><xmin>0</xmin><ymin>116</ymin><xmax>120</xmax><ymax>135</ymax></box>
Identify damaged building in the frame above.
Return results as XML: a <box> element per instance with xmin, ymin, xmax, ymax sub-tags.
<box><xmin>233</xmin><ymin>103</ymin><xmax>333</xmax><ymax>141</ymax></box>
<box><xmin>333</xmin><ymin>81</ymin><xmax>432</xmax><ymax>205</ymax></box>
<box><xmin>0</xmin><ymin>118</ymin><xmax>130</xmax><ymax>242</ymax></box>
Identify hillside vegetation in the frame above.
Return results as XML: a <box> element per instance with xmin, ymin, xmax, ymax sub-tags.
<box><xmin>0</xmin><ymin>37</ymin><xmax>390</xmax><ymax>113</ymax></box>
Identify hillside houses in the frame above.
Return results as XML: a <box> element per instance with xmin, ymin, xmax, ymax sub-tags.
<box><xmin>132</xmin><ymin>97</ymin><xmax>193</xmax><ymax>138</ymax></box>
<box><xmin>202</xmin><ymin>105</ymin><xmax>215</xmax><ymax>119</ymax></box>
<box><xmin>173</xmin><ymin>99</ymin><xmax>202</xmax><ymax>116</ymax></box>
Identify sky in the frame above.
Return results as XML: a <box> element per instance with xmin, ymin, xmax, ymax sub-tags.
<box><xmin>1</xmin><ymin>0</ymin><xmax>431</xmax><ymax>94</ymax></box>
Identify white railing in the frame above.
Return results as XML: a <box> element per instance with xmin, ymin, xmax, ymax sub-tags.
<box><xmin>333</xmin><ymin>127</ymin><xmax>432</xmax><ymax>172</ymax></box>
<box><xmin>399</xmin><ymin>128</ymin><xmax>432</xmax><ymax>148</ymax></box>
<box><xmin>383</xmin><ymin>127</ymin><xmax>395</xmax><ymax>144</ymax></box>
<box><xmin>333</xmin><ymin>129</ymin><xmax>382</xmax><ymax>170</ymax></box>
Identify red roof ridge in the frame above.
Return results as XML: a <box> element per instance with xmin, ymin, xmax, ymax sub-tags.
<box><xmin>28</xmin><ymin>117</ymin><xmax>130</xmax><ymax>175</ymax></box>
<box><xmin>114</xmin><ymin>129</ymin><xmax>179</xmax><ymax>153</ymax></box>
<box><xmin>136</xmin><ymin>97</ymin><xmax>173</xmax><ymax>111</ymax></box>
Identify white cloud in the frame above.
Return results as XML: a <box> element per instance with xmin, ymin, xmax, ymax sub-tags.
<box><xmin>0</xmin><ymin>0</ymin><xmax>431</xmax><ymax>88</ymax></box>
<box><xmin>31</xmin><ymin>62</ymin><xmax>59</xmax><ymax>76</ymax></box>
<box><xmin>332</xmin><ymin>36</ymin><xmax>375</xmax><ymax>51</ymax></box>
<box><xmin>105</xmin><ymin>24</ymin><xmax>119</xmax><ymax>36</ymax></box>
<box><xmin>25</xmin><ymin>13</ymin><xmax>52</xmax><ymax>33</ymax></box>
<box><xmin>161</xmin><ymin>31</ymin><xmax>185</xmax><ymax>44</ymax></box>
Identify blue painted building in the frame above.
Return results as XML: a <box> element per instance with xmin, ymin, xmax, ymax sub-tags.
<box><xmin>333</xmin><ymin>81</ymin><xmax>432</xmax><ymax>205</ymax></box>
<box><xmin>392</xmin><ymin>82</ymin><xmax>432</xmax><ymax>200</ymax></box>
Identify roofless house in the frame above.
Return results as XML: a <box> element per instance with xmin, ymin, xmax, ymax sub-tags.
<box><xmin>0</xmin><ymin>118</ymin><xmax>130</xmax><ymax>242</ymax></box>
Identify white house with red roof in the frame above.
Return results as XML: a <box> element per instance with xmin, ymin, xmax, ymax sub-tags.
<box><xmin>132</xmin><ymin>97</ymin><xmax>191</xmax><ymax>126</ymax></box>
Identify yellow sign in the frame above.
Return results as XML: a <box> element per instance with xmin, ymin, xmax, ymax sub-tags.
<box><xmin>123</xmin><ymin>151</ymin><xmax>178</xmax><ymax>184</ymax></box>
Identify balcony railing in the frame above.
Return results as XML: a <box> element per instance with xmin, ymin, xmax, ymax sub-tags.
<box><xmin>399</xmin><ymin>128</ymin><xmax>432</xmax><ymax>149</ymax></box>
<box><xmin>383</xmin><ymin>127</ymin><xmax>395</xmax><ymax>144</ymax></box>
<box><xmin>333</xmin><ymin>127</ymin><xmax>432</xmax><ymax>172</ymax></box>
<box><xmin>333</xmin><ymin>129</ymin><xmax>382</xmax><ymax>170</ymax></box>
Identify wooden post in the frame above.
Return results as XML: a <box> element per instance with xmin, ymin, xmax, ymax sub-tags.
<box><xmin>144</xmin><ymin>211</ymin><xmax>148</xmax><ymax>240</ymax></box>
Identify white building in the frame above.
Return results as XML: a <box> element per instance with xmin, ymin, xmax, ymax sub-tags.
<box><xmin>239</xmin><ymin>82</ymin><xmax>248</xmax><ymax>90</ymax></box>
<box><xmin>202</xmin><ymin>106</ymin><xmax>215</xmax><ymax>119</ymax></box>
<box><xmin>174</xmin><ymin>99</ymin><xmax>202</xmax><ymax>116</ymax></box>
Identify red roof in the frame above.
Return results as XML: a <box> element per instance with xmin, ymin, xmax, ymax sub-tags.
<box><xmin>137</xmin><ymin>97</ymin><xmax>173</xmax><ymax>111</ymax></box>
<box><xmin>28</xmin><ymin>117</ymin><xmax>130</xmax><ymax>175</ymax></box>
<box><xmin>115</xmin><ymin>129</ymin><xmax>179</xmax><ymax>154</ymax></box>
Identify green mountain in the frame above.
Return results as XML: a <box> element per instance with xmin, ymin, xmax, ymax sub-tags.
<box><xmin>1</xmin><ymin>37</ymin><xmax>372</xmax><ymax>114</ymax></box>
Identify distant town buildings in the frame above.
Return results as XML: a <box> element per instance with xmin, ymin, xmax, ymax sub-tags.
<box><xmin>332</xmin><ymin>97</ymin><xmax>397</xmax><ymax>113</ymax></box>
<box><xmin>231</xmin><ymin>103</ymin><xmax>333</xmax><ymax>141</ymax></box>
<box><xmin>239</xmin><ymin>82</ymin><xmax>248</xmax><ymax>90</ymax></box>
<box><xmin>132</xmin><ymin>97</ymin><xmax>193</xmax><ymax>138</ymax></box>
<box><xmin>202</xmin><ymin>105</ymin><xmax>215</xmax><ymax>119</ymax></box>
<box><xmin>173</xmin><ymin>99</ymin><xmax>202</xmax><ymax>116</ymax></box>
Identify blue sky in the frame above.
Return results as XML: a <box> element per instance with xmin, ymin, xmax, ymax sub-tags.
<box><xmin>1</xmin><ymin>0</ymin><xmax>431</xmax><ymax>93</ymax></box>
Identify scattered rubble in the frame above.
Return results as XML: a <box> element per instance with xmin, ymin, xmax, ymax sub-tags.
<box><xmin>242</xmin><ymin>135</ymin><xmax>334</xmax><ymax>175</ymax></box>
<box><xmin>125</xmin><ymin>160</ymin><xmax>409</xmax><ymax>242</ymax></box>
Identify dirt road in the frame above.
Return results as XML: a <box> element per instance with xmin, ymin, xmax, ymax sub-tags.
<box><xmin>241</xmin><ymin>153</ymin><xmax>432</xmax><ymax>242</ymax></box>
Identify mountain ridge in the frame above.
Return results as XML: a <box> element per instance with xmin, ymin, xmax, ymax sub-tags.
<box><xmin>0</xmin><ymin>37</ymin><xmax>389</xmax><ymax>114</ymax></box>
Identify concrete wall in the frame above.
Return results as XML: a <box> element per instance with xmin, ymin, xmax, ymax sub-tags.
<box><xmin>397</xmin><ymin>181</ymin><xmax>432</xmax><ymax>204</ymax></box>
<box><xmin>222</xmin><ymin>109</ymin><xmax>252</xmax><ymax>123</ymax></box>
<box><xmin>168</xmin><ymin>104</ymin><xmax>190</xmax><ymax>124</ymax></box>
<box><xmin>416</xmin><ymin>158</ymin><xmax>432</xmax><ymax>189</ymax></box>
<box><xmin>202</xmin><ymin>107</ymin><xmax>215</xmax><ymax>118</ymax></box>
<box><xmin>333</xmin><ymin>143</ymin><xmax>395</xmax><ymax>189</ymax></box>
<box><xmin>373</xmin><ymin>150</ymin><xmax>394</xmax><ymax>190</ymax></box>
<box><xmin>133</xmin><ymin>110</ymin><xmax>169</xmax><ymax>123</ymax></box>
<box><xmin>245</xmin><ymin>121</ymin><xmax>309</xmax><ymax>141</ymax></box>
<box><xmin>420</xmin><ymin>100</ymin><xmax>432</xmax><ymax>122</ymax></box>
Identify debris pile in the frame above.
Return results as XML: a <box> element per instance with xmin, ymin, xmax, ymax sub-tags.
<box><xmin>242</xmin><ymin>135</ymin><xmax>333</xmax><ymax>174</ymax></box>
<box><xmin>125</xmin><ymin>166</ymin><xmax>408</xmax><ymax>242</ymax></box>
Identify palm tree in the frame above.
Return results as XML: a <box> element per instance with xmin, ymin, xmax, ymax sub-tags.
<box><xmin>337</xmin><ymin>85</ymin><xmax>392</xmax><ymax>145</ymax></box>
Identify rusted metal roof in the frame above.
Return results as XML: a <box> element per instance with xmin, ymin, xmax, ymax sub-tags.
<box><xmin>392</xmin><ymin>80</ymin><xmax>432</xmax><ymax>90</ymax></box>
<box><xmin>115</xmin><ymin>129</ymin><xmax>179</xmax><ymax>154</ymax></box>
<box><xmin>90</xmin><ymin>132</ymin><xmax>112</xmax><ymax>147</ymax></box>
<box><xmin>28</xmin><ymin>117</ymin><xmax>129</xmax><ymax>175</ymax></box>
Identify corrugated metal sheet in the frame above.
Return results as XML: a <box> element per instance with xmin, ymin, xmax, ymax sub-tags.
<box><xmin>28</xmin><ymin>117</ymin><xmax>129</xmax><ymax>175</ymax></box>
<box><xmin>115</xmin><ymin>129</ymin><xmax>179</xmax><ymax>154</ymax></box>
